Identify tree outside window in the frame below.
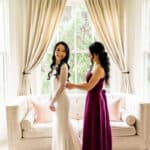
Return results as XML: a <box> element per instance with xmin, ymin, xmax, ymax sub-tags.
<box><xmin>143</xmin><ymin>0</ymin><xmax>150</xmax><ymax>98</ymax></box>
<box><xmin>41</xmin><ymin>1</ymin><xmax>97</xmax><ymax>94</ymax></box>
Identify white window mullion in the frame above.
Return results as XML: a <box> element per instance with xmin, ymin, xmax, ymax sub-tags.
<box><xmin>0</xmin><ymin>52</ymin><xmax>6</xmax><ymax>101</ymax></box>
<box><xmin>144</xmin><ymin>53</ymin><xmax>148</xmax><ymax>97</ymax></box>
<box><xmin>74</xmin><ymin>7</ymin><xmax>77</xmax><ymax>84</ymax></box>
<box><xmin>40</xmin><ymin>0</ymin><xmax>97</xmax><ymax>94</ymax></box>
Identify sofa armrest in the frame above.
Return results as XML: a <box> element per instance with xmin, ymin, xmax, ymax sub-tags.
<box><xmin>138</xmin><ymin>103</ymin><xmax>150</xmax><ymax>148</ymax></box>
<box><xmin>6</xmin><ymin>96</ymin><xmax>28</xmax><ymax>150</ymax></box>
<box><xmin>121</xmin><ymin>110</ymin><xmax>136</xmax><ymax>126</ymax></box>
<box><xmin>124</xmin><ymin>94</ymin><xmax>150</xmax><ymax>148</ymax></box>
<box><xmin>21</xmin><ymin>108</ymin><xmax>35</xmax><ymax>130</ymax></box>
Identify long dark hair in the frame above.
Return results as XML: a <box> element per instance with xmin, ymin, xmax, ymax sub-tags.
<box><xmin>89</xmin><ymin>41</ymin><xmax>110</xmax><ymax>85</ymax></box>
<box><xmin>47</xmin><ymin>41</ymin><xmax>70</xmax><ymax>80</ymax></box>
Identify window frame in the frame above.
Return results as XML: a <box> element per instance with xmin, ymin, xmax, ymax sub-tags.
<box><xmin>0</xmin><ymin>0</ymin><xmax>7</xmax><ymax>102</ymax></box>
<box><xmin>40</xmin><ymin>1</ymin><xmax>96</xmax><ymax>94</ymax></box>
<box><xmin>0</xmin><ymin>52</ymin><xmax>6</xmax><ymax>102</ymax></box>
<box><xmin>143</xmin><ymin>0</ymin><xmax>150</xmax><ymax>98</ymax></box>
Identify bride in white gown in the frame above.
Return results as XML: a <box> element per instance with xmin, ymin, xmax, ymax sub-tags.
<box><xmin>48</xmin><ymin>41</ymin><xmax>81</xmax><ymax>150</ymax></box>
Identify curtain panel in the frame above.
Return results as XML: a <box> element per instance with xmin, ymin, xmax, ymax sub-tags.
<box><xmin>18</xmin><ymin>0</ymin><xmax>66</xmax><ymax>95</ymax></box>
<box><xmin>85</xmin><ymin>0</ymin><xmax>132</xmax><ymax>93</ymax></box>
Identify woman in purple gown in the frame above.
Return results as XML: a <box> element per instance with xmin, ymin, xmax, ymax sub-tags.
<box><xmin>67</xmin><ymin>41</ymin><xmax>112</xmax><ymax>150</ymax></box>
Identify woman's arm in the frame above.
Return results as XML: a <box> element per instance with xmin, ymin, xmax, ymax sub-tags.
<box><xmin>67</xmin><ymin>66</ymin><xmax>104</xmax><ymax>91</ymax></box>
<box><xmin>51</xmin><ymin>63</ymin><xmax>68</xmax><ymax>103</ymax></box>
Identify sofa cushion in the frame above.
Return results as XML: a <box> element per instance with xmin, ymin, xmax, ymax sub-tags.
<box><xmin>23</xmin><ymin>122</ymin><xmax>53</xmax><ymax>138</ymax></box>
<box><xmin>110</xmin><ymin>121</ymin><xmax>136</xmax><ymax>136</ymax></box>
<box><xmin>21</xmin><ymin>109</ymin><xmax>35</xmax><ymax>130</ymax></box>
<box><xmin>22</xmin><ymin>119</ymin><xmax>136</xmax><ymax>138</ymax></box>
<box><xmin>77</xmin><ymin>120</ymin><xmax>136</xmax><ymax>138</ymax></box>
<box><xmin>68</xmin><ymin>93</ymin><xmax>123</xmax><ymax>121</ymax></box>
<box><xmin>31</xmin><ymin>96</ymin><xmax>52</xmax><ymax>123</ymax></box>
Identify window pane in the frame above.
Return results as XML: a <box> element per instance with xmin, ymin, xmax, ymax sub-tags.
<box><xmin>41</xmin><ymin>52</ymin><xmax>52</xmax><ymax>94</ymax></box>
<box><xmin>58</xmin><ymin>6</ymin><xmax>75</xmax><ymax>51</ymax></box>
<box><xmin>145</xmin><ymin>53</ymin><xmax>150</xmax><ymax>98</ymax></box>
<box><xmin>40</xmin><ymin>0</ymin><xmax>96</xmax><ymax>94</ymax></box>
<box><xmin>77</xmin><ymin>53</ymin><xmax>91</xmax><ymax>83</ymax></box>
<box><xmin>76</xmin><ymin>6</ymin><xmax>95</xmax><ymax>51</ymax></box>
<box><xmin>0</xmin><ymin>53</ymin><xmax>4</xmax><ymax>102</ymax></box>
<box><xmin>0</xmin><ymin>1</ymin><xmax>4</xmax><ymax>51</ymax></box>
<box><xmin>69</xmin><ymin>54</ymin><xmax>75</xmax><ymax>82</ymax></box>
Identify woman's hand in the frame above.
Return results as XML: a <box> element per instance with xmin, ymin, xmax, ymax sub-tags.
<box><xmin>66</xmin><ymin>83</ymin><xmax>75</xmax><ymax>89</ymax></box>
<box><xmin>49</xmin><ymin>101</ymin><xmax>56</xmax><ymax>112</ymax></box>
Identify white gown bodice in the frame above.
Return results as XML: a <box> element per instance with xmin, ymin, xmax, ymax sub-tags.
<box><xmin>50</xmin><ymin>64</ymin><xmax>81</xmax><ymax>150</ymax></box>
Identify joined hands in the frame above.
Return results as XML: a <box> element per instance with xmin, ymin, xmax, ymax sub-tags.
<box><xmin>49</xmin><ymin>102</ymin><xmax>56</xmax><ymax>111</ymax></box>
<box><xmin>66</xmin><ymin>82</ymin><xmax>75</xmax><ymax>89</ymax></box>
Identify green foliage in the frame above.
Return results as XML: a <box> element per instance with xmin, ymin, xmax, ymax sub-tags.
<box><xmin>77</xmin><ymin>53</ymin><xmax>91</xmax><ymax>83</ymax></box>
<box><xmin>41</xmin><ymin>2</ymin><xmax>95</xmax><ymax>94</ymax></box>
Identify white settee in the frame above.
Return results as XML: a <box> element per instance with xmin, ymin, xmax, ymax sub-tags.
<box><xmin>6</xmin><ymin>93</ymin><xmax>150</xmax><ymax>150</ymax></box>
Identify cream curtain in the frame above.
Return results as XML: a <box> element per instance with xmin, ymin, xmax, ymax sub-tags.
<box><xmin>85</xmin><ymin>0</ymin><xmax>132</xmax><ymax>93</ymax></box>
<box><xmin>18</xmin><ymin>0</ymin><xmax>66</xmax><ymax>95</ymax></box>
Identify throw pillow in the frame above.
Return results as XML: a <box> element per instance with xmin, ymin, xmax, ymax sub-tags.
<box><xmin>108</xmin><ymin>98</ymin><xmax>121</xmax><ymax>121</ymax></box>
<box><xmin>31</xmin><ymin>96</ymin><xmax>52</xmax><ymax>123</ymax></box>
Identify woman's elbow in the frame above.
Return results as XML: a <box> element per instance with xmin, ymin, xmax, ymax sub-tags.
<box><xmin>85</xmin><ymin>84</ymin><xmax>95</xmax><ymax>91</ymax></box>
<box><xmin>59</xmin><ymin>84</ymin><xmax>66</xmax><ymax>91</ymax></box>
<box><xmin>85</xmin><ymin>86</ymin><xmax>93</xmax><ymax>91</ymax></box>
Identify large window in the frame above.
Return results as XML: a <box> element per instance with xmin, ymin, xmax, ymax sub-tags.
<box><xmin>39</xmin><ymin>0</ymin><xmax>122</xmax><ymax>94</ymax></box>
<box><xmin>41</xmin><ymin>0</ymin><xmax>97</xmax><ymax>94</ymax></box>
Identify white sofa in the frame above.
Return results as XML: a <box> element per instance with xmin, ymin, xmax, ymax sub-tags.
<box><xmin>6</xmin><ymin>93</ymin><xmax>150</xmax><ymax>150</ymax></box>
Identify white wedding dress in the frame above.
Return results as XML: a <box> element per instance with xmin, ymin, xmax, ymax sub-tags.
<box><xmin>50</xmin><ymin>64</ymin><xmax>81</xmax><ymax>150</ymax></box>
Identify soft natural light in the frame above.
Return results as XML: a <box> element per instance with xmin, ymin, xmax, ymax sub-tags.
<box><xmin>0</xmin><ymin>1</ymin><xmax>5</xmax><ymax>102</ymax></box>
<box><xmin>39</xmin><ymin>0</ymin><xmax>129</xmax><ymax>95</ymax></box>
<box><xmin>0</xmin><ymin>1</ymin><xmax>4</xmax><ymax>51</ymax></box>
<box><xmin>143</xmin><ymin>0</ymin><xmax>150</xmax><ymax>98</ymax></box>
<box><xmin>40</xmin><ymin>0</ymin><xmax>97</xmax><ymax>94</ymax></box>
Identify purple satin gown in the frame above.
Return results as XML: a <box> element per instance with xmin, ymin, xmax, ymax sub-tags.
<box><xmin>82</xmin><ymin>72</ymin><xmax>112</xmax><ymax>150</ymax></box>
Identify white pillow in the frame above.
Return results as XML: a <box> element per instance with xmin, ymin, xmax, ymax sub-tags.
<box><xmin>32</xmin><ymin>99</ymin><xmax>52</xmax><ymax>123</ymax></box>
<box><xmin>107</xmin><ymin>98</ymin><xmax>122</xmax><ymax>121</ymax></box>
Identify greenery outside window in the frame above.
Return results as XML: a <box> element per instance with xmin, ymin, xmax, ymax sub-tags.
<box><xmin>41</xmin><ymin>1</ymin><xmax>97</xmax><ymax>94</ymax></box>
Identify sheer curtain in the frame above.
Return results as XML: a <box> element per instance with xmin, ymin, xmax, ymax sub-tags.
<box><xmin>18</xmin><ymin>0</ymin><xmax>66</xmax><ymax>95</ymax></box>
<box><xmin>0</xmin><ymin>0</ymin><xmax>9</xmax><ymax>139</ymax></box>
<box><xmin>85</xmin><ymin>0</ymin><xmax>132</xmax><ymax>93</ymax></box>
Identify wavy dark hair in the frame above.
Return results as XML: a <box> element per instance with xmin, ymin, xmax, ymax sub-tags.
<box><xmin>89</xmin><ymin>41</ymin><xmax>110</xmax><ymax>85</ymax></box>
<box><xmin>47</xmin><ymin>41</ymin><xmax>70</xmax><ymax>80</ymax></box>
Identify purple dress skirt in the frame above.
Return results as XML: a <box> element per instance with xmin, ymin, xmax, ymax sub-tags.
<box><xmin>82</xmin><ymin>72</ymin><xmax>112</xmax><ymax>150</ymax></box>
